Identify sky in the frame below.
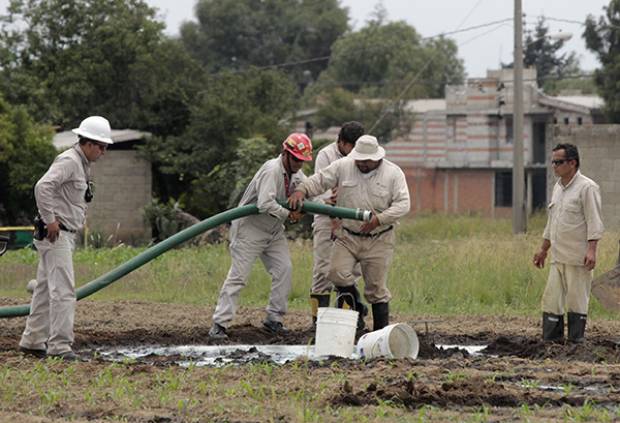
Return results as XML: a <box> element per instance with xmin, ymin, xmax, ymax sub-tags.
<box><xmin>0</xmin><ymin>0</ymin><xmax>612</xmax><ymax>77</ymax></box>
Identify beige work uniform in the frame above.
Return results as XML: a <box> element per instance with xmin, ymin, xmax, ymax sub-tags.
<box><xmin>20</xmin><ymin>145</ymin><xmax>90</xmax><ymax>355</ymax></box>
<box><xmin>298</xmin><ymin>158</ymin><xmax>410</xmax><ymax>303</ymax></box>
<box><xmin>311</xmin><ymin>143</ymin><xmax>360</xmax><ymax>294</ymax></box>
<box><xmin>212</xmin><ymin>156</ymin><xmax>304</xmax><ymax>328</ymax></box>
<box><xmin>541</xmin><ymin>171</ymin><xmax>604</xmax><ymax>315</ymax></box>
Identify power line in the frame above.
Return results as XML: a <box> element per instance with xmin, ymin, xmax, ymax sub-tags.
<box><xmin>370</xmin><ymin>8</ymin><xmax>510</xmax><ymax>133</ymax></box>
<box><xmin>422</xmin><ymin>17</ymin><xmax>513</xmax><ymax>40</ymax></box>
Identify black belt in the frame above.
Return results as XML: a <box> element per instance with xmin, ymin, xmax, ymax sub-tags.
<box><xmin>344</xmin><ymin>225</ymin><xmax>393</xmax><ymax>238</ymax></box>
<box><xmin>59</xmin><ymin>223</ymin><xmax>77</xmax><ymax>233</ymax></box>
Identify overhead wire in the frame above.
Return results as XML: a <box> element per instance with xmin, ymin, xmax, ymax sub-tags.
<box><xmin>369</xmin><ymin>0</ymin><xmax>508</xmax><ymax>133</ymax></box>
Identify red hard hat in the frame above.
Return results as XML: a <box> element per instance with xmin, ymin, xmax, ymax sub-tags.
<box><xmin>282</xmin><ymin>133</ymin><xmax>313</xmax><ymax>161</ymax></box>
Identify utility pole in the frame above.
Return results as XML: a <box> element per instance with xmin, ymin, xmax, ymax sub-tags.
<box><xmin>512</xmin><ymin>0</ymin><xmax>526</xmax><ymax>234</ymax></box>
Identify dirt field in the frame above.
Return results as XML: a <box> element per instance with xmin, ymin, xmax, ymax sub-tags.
<box><xmin>1</xmin><ymin>299</ymin><xmax>620</xmax><ymax>422</ymax></box>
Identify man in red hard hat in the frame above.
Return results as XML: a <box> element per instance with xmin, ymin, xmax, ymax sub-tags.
<box><xmin>209</xmin><ymin>133</ymin><xmax>312</xmax><ymax>339</ymax></box>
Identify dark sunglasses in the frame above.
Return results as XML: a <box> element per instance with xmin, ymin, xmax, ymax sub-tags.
<box><xmin>551</xmin><ymin>158</ymin><xmax>571</xmax><ymax>166</ymax></box>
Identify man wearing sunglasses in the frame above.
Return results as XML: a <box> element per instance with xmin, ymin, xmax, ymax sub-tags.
<box><xmin>19</xmin><ymin>116</ymin><xmax>113</xmax><ymax>361</ymax></box>
<box><xmin>209</xmin><ymin>133</ymin><xmax>313</xmax><ymax>340</ymax></box>
<box><xmin>533</xmin><ymin>143</ymin><xmax>604</xmax><ymax>343</ymax></box>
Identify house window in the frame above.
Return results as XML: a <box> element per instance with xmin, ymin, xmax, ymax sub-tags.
<box><xmin>447</xmin><ymin>115</ymin><xmax>464</xmax><ymax>142</ymax></box>
<box><xmin>577</xmin><ymin>117</ymin><xmax>583</xmax><ymax>125</ymax></box>
<box><xmin>495</xmin><ymin>171</ymin><xmax>512</xmax><ymax>207</ymax></box>
<box><xmin>505</xmin><ymin>117</ymin><xmax>513</xmax><ymax>144</ymax></box>
<box><xmin>564</xmin><ymin>117</ymin><xmax>570</xmax><ymax>125</ymax></box>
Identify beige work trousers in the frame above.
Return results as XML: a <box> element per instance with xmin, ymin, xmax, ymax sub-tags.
<box><xmin>328</xmin><ymin>229</ymin><xmax>396</xmax><ymax>304</ymax></box>
<box><xmin>541</xmin><ymin>262</ymin><xmax>592</xmax><ymax>315</ymax></box>
<box><xmin>311</xmin><ymin>221</ymin><xmax>361</xmax><ymax>294</ymax></box>
<box><xmin>212</xmin><ymin>229</ymin><xmax>292</xmax><ymax>328</ymax></box>
<box><xmin>20</xmin><ymin>231</ymin><xmax>76</xmax><ymax>355</ymax></box>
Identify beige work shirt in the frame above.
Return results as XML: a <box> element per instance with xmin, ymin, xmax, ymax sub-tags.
<box><xmin>234</xmin><ymin>155</ymin><xmax>305</xmax><ymax>236</ymax></box>
<box><xmin>312</xmin><ymin>142</ymin><xmax>344</xmax><ymax>226</ymax></box>
<box><xmin>35</xmin><ymin>144</ymin><xmax>91</xmax><ymax>231</ymax></box>
<box><xmin>543</xmin><ymin>170</ymin><xmax>604</xmax><ymax>266</ymax></box>
<box><xmin>298</xmin><ymin>157</ymin><xmax>410</xmax><ymax>234</ymax></box>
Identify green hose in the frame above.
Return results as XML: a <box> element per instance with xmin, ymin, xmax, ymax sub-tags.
<box><xmin>0</xmin><ymin>200</ymin><xmax>370</xmax><ymax>318</ymax></box>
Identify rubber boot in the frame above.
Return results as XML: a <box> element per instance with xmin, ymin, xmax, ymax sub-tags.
<box><xmin>310</xmin><ymin>293</ymin><xmax>331</xmax><ymax>327</ymax></box>
<box><xmin>336</xmin><ymin>285</ymin><xmax>368</xmax><ymax>331</ymax></box>
<box><xmin>567</xmin><ymin>312</ymin><xmax>587</xmax><ymax>343</ymax></box>
<box><xmin>372</xmin><ymin>302</ymin><xmax>389</xmax><ymax>331</ymax></box>
<box><xmin>542</xmin><ymin>312</ymin><xmax>564</xmax><ymax>342</ymax></box>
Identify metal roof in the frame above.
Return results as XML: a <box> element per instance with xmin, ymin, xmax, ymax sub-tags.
<box><xmin>52</xmin><ymin>129</ymin><xmax>150</xmax><ymax>150</ymax></box>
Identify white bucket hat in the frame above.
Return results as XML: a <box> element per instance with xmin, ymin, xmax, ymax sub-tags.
<box><xmin>72</xmin><ymin>116</ymin><xmax>114</xmax><ymax>144</ymax></box>
<box><xmin>347</xmin><ymin>135</ymin><xmax>385</xmax><ymax>161</ymax></box>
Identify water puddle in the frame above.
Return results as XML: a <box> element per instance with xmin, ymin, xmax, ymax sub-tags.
<box><xmin>518</xmin><ymin>382</ymin><xmax>611</xmax><ymax>394</ymax></box>
<box><xmin>437</xmin><ymin>344</ymin><xmax>488</xmax><ymax>356</ymax></box>
<box><xmin>95</xmin><ymin>344</ymin><xmax>360</xmax><ymax>367</ymax></box>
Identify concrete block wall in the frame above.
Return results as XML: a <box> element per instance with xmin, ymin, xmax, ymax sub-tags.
<box><xmin>88</xmin><ymin>150</ymin><xmax>152</xmax><ymax>244</ymax></box>
<box><xmin>550</xmin><ymin>124</ymin><xmax>620</xmax><ymax>230</ymax></box>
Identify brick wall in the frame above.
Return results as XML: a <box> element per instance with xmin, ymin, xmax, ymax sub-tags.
<box><xmin>88</xmin><ymin>150</ymin><xmax>152</xmax><ymax>244</ymax></box>
<box><xmin>549</xmin><ymin>124</ymin><xmax>620</xmax><ymax>229</ymax></box>
<box><xmin>404</xmin><ymin>167</ymin><xmax>495</xmax><ymax>216</ymax></box>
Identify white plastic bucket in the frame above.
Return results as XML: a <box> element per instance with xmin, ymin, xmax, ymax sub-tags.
<box><xmin>314</xmin><ymin>307</ymin><xmax>359</xmax><ymax>358</ymax></box>
<box><xmin>357</xmin><ymin>323</ymin><xmax>419</xmax><ymax>359</ymax></box>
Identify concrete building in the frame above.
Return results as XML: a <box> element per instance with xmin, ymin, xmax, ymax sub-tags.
<box><xmin>383</xmin><ymin>68</ymin><xmax>603</xmax><ymax>217</ymax></box>
<box><xmin>53</xmin><ymin>129</ymin><xmax>152</xmax><ymax>244</ymax></box>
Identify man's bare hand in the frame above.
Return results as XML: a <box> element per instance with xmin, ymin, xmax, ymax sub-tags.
<box><xmin>584</xmin><ymin>250</ymin><xmax>596</xmax><ymax>271</ymax></box>
<box><xmin>46</xmin><ymin>221</ymin><xmax>60</xmax><ymax>243</ymax></box>
<box><xmin>326</xmin><ymin>187</ymin><xmax>338</xmax><ymax>206</ymax></box>
<box><xmin>533</xmin><ymin>250</ymin><xmax>547</xmax><ymax>269</ymax></box>
<box><xmin>288</xmin><ymin>191</ymin><xmax>305</xmax><ymax>211</ymax></box>
<box><xmin>331</xmin><ymin>218</ymin><xmax>341</xmax><ymax>240</ymax></box>
<box><xmin>359</xmin><ymin>215</ymin><xmax>380</xmax><ymax>234</ymax></box>
<box><xmin>288</xmin><ymin>210</ymin><xmax>303</xmax><ymax>224</ymax></box>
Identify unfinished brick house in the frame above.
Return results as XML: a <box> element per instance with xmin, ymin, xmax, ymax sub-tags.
<box><xmin>53</xmin><ymin>129</ymin><xmax>152</xmax><ymax>244</ymax></box>
<box><xmin>384</xmin><ymin>68</ymin><xmax>603</xmax><ymax>217</ymax></box>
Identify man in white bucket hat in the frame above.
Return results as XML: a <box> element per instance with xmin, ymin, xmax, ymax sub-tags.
<box><xmin>19</xmin><ymin>116</ymin><xmax>113</xmax><ymax>361</ymax></box>
<box><xmin>289</xmin><ymin>135</ymin><xmax>410</xmax><ymax>331</ymax></box>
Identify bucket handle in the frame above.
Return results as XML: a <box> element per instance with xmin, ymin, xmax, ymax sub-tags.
<box><xmin>336</xmin><ymin>292</ymin><xmax>357</xmax><ymax>311</ymax></box>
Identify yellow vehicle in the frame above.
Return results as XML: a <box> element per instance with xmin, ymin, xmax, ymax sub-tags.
<box><xmin>0</xmin><ymin>226</ymin><xmax>34</xmax><ymax>252</ymax></box>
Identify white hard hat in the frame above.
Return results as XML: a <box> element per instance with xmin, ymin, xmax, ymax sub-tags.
<box><xmin>72</xmin><ymin>116</ymin><xmax>113</xmax><ymax>144</ymax></box>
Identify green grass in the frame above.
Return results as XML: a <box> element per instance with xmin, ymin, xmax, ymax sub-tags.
<box><xmin>1</xmin><ymin>213</ymin><xmax>619</xmax><ymax>318</ymax></box>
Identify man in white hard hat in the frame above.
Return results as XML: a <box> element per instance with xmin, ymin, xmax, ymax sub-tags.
<box><xmin>309</xmin><ymin>121</ymin><xmax>366</xmax><ymax>329</ymax></box>
<box><xmin>289</xmin><ymin>135</ymin><xmax>410</xmax><ymax>332</ymax></box>
<box><xmin>19</xmin><ymin>116</ymin><xmax>113</xmax><ymax>360</ymax></box>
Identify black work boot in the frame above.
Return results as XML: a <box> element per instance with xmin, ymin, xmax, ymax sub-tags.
<box><xmin>567</xmin><ymin>312</ymin><xmax>587</xmax><ymax>343</ymax></box>
<box><xmin>336</xmin><ymin>285</ymin><xmax>368</xmax><ymax>331</ymax></box>
<box><xmin>372</xmin><ymin>302</ymin><xmax>390</xmax><ymax>331</ymax></box>
<box><xmin>542</xmin><ymin>312</ymin><xmax>564</xmax><ymax>342</ymax></box>
<box><xmin>310</xmin><ymin>293</ymin><xmax>331</xmax><ymax>327</ymax></box>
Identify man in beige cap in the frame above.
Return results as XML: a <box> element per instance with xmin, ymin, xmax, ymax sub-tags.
<box><xmin>289</xmin><ymin>135</ymin><xmax>410</xmax><ymax>331</ymax></box>
<box><xmin>19</xmin><ymin>116</ymin><xmax>113</xmax><ymax>361</ymax></box>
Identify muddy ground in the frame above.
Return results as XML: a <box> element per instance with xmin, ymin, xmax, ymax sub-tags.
<box><xmin>2</xmin><ymin>299</ymin><xmax>620</xmax><ymax>422</ymax></box>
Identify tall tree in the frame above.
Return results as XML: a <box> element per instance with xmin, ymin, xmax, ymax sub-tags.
<box><xmin>521</xmin><ymin>17</ymin><xmax>580</xmax><ymax>91</ymax></box>
<box><xmin>180</xmin><ymin>0</ymin><xmax>349</xmax><ymax>81</ymax></box>
<box><xmin>585</xmin><ymin>0</ymin><xmax>620</xmax><ymax>122</ymax></box>
<box><xmin>143</xmin><ymin>68</ymin><xmax>297</xmax><ymax>216</ymax></box>
<box><xmin>0</xmin><ymin>0</ymin><xmax>204</xmax><ymax>132</ymax></box>
<box><xmin>0</xmin><ymin>96</ymin><xmax>56</xmax><ymax>224</ymax></box>
<box><xmin>316</xmin><ymin>20</ymin><xmax>464</xmax><ymax>99</ymax></box>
